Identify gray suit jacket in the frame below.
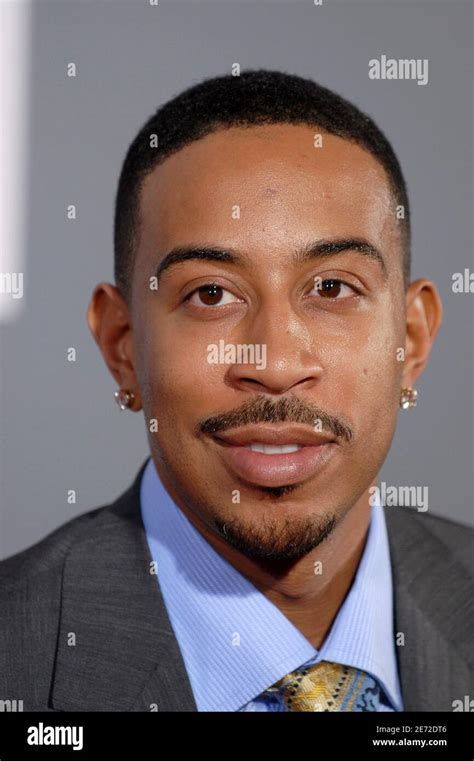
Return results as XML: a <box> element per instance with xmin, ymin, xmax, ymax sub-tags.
<box><xmin>0</xmin><ymin>459</ymin><xmax>472</xmax><ymax>712</ymax></box>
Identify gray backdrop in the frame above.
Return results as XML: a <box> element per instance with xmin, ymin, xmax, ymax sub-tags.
<box><xmin>1</xmin><ymin>0</ymin><xmax>473</xmax><ymax>559</ymax></box>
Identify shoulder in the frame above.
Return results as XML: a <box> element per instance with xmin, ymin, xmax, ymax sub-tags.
<box><xmin>0</xmin><ymin>460</ymin><xmax>148</xmax><ymax>597</ymax></box>
<box><xmin>0</xmin><ymin>503</ymin><xmax>110</xmax><ymax>596</ymax></box>
<box><xmin>418</xmin><ymin>510</ymin><xmax>473</xmax><ymax>569</ymax></box>
<box><xmin>384</xmin><ymin>505</ymin><xmax>473</xmax><ymax>574</ymax></box>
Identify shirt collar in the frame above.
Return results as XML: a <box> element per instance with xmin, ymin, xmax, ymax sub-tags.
<box><xmin>140</xmin><ymin>457</ymin><xmax>402</xmax><ymax>711</ymax></box>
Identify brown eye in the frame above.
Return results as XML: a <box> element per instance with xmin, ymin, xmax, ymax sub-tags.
<box><xmin>197</xmin><ymin>284</ymin><xmax>223</xmax><ymax>305</ymax></box>
<box><xmin>319</xmin><ymin>279</ymin><xmax>342</xmax><ymax>298</ymax></box>
<box><xmin>312</xmin><ymin>278</ymin><xmax>357</xmax><ymax>300</ymax></box>
<box><xmin>186</xmin><ymin>283</ymin><xmax>242</xmax><ymax>308</ymax></box>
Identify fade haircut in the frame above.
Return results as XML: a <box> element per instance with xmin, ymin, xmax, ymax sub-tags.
<box><xmin>114</xmin><ymin>69</ymin><xmax>411</xmax><ymax>298</ymax></box>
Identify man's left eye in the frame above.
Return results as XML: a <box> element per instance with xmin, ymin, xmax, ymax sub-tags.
<box><xmin>312</xmin><ymin>279</ymin><xmax>357</xmax><ymax>299</ymax></box>
<box><xmin>186</xmin><ymin>283</ymin><xmax>242</xmax><ymax>307</ymax></box>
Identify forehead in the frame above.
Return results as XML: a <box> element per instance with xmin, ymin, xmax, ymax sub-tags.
<box><xmin>138</xmin><ymin>124</ymin><xmax>397</xmax><ymax>257</ymax></box>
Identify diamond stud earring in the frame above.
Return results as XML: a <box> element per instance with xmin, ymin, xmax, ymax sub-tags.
<box><xmin>114</xmin><ymin>389</ymin><xmax>135</xmax><ymax>411</ymax></box>
<box><xmin>400</xmin><ymin>387</ymin><xmax>418</xmax><ymax>410</ymax></box>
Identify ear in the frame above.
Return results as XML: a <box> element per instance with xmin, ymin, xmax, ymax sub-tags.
<box><xmin>87</xmin><ymin>283</ymin><xmax>142</xmax><ymax>412</ymax></box>
<box><xmin>403</xmin><ymin>278</ymin><xmax>443</xmax><ymax>387</ymax></box>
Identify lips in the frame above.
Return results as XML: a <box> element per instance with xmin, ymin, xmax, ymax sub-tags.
<box><xmin>210</xmin><ymin>424</ymin><xmax>337</xmax><ymax>487</ymax></box>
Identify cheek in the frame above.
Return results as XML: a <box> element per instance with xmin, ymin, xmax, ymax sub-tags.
<box><xmin>138</xmin><ymin>323</ymin><xmax>225</xmax><ymax>418</ymax></box>
<box><xmin>324</xmin><ymin>313</ymin><xmax>402</xmax><ymax>426</ymax></box>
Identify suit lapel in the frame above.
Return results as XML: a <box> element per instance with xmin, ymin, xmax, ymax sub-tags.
<box><xmin>51</xmin><ymin>460</ymin><xmax>197</xmax><ymax>712</ymax></box>
<box><xmin>384</xmin><ymin>506</ymin><xmax>472</xmax><ymax>711</ymax></box>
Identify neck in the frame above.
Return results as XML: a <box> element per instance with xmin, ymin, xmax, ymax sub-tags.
<box><xmin>254</xmin><ymin>494</ymin><xmax>372</xmax><ymax>647</ymax></box>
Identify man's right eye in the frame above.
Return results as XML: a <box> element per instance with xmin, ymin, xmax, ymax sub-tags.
<box><xmin>185</xmin><ymin>283</ymin><xmax>243</xmax><ymax>307</ymax></box>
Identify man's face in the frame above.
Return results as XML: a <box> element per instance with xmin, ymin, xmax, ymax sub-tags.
<box><xmin>130</xmin><ymin>124</ymin><xmax>406</xmax><ymax>561</ymax></box>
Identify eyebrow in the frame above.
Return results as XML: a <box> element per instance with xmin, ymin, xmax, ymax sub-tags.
<box><xmin>155</xmin><ymin>238</ymin><xmax>387</xmax><ymax>283</ymax></box>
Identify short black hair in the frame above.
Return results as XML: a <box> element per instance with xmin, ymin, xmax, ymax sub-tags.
<box><xmin>114</xmin><ymin>69</ymin><xmax>410</xmax><ymax>298</ymax></box>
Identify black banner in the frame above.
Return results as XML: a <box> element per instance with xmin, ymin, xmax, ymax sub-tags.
<box><xmin>0</xmin><ymin>711</ymin><xmax>472</xmax><ymax>759</ymax></box>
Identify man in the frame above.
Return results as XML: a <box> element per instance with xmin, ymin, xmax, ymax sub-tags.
<box><xmin>0</xmin><ymin>70</ymin><xmax>472</xmax><ymax>712</ymax></box>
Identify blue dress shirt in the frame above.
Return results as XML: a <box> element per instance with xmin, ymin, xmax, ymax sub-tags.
<box><xmin>140</xmin><ymin>457</ymin><xmax>403</xmax><ymax>712</ymax></box>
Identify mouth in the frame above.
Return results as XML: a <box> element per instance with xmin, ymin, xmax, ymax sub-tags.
<box><xmin>210</xmin><ymin>424</ymin><xmax>337</xmax><ymax>488</ymax></box>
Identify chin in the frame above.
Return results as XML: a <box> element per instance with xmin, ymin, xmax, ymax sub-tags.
<box><xmin>212</xmin><ymin>507</ymin><xmax>338</xmax><ymax>564</ymax></box>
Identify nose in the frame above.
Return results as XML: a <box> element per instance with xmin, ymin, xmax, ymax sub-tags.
<box><xmin>224</xmin><ymin>308</ymin><xmax>323</xmax><ymax>396</ymax></box>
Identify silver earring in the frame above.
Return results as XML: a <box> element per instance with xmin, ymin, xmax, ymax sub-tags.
<box><xmin>400</xmin><ymin>387</ymin><xmax>418</xmax><ymax>410</ymax></box>
<box><xmin>114</xmin><ymin>389</ymin><xmax>135</xmax><ymax>411</ymax></box>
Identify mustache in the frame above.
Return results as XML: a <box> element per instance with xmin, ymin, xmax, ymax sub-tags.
<box><xmin>198</xmin><ymin>395</ymin><xmax>353</xmax><ymax>443</ymax></box>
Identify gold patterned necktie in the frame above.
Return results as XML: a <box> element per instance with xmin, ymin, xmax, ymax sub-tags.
<box><xmin>261</xmin><ymin>660</ymin><xmax>382</xmax><ymax>711</ymax></box>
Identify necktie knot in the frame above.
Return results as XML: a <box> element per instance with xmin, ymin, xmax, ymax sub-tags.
<box><xmin>262</xmin><ymin>660</ymin><xmax>382</xmax><ymax>711</ymax></box>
